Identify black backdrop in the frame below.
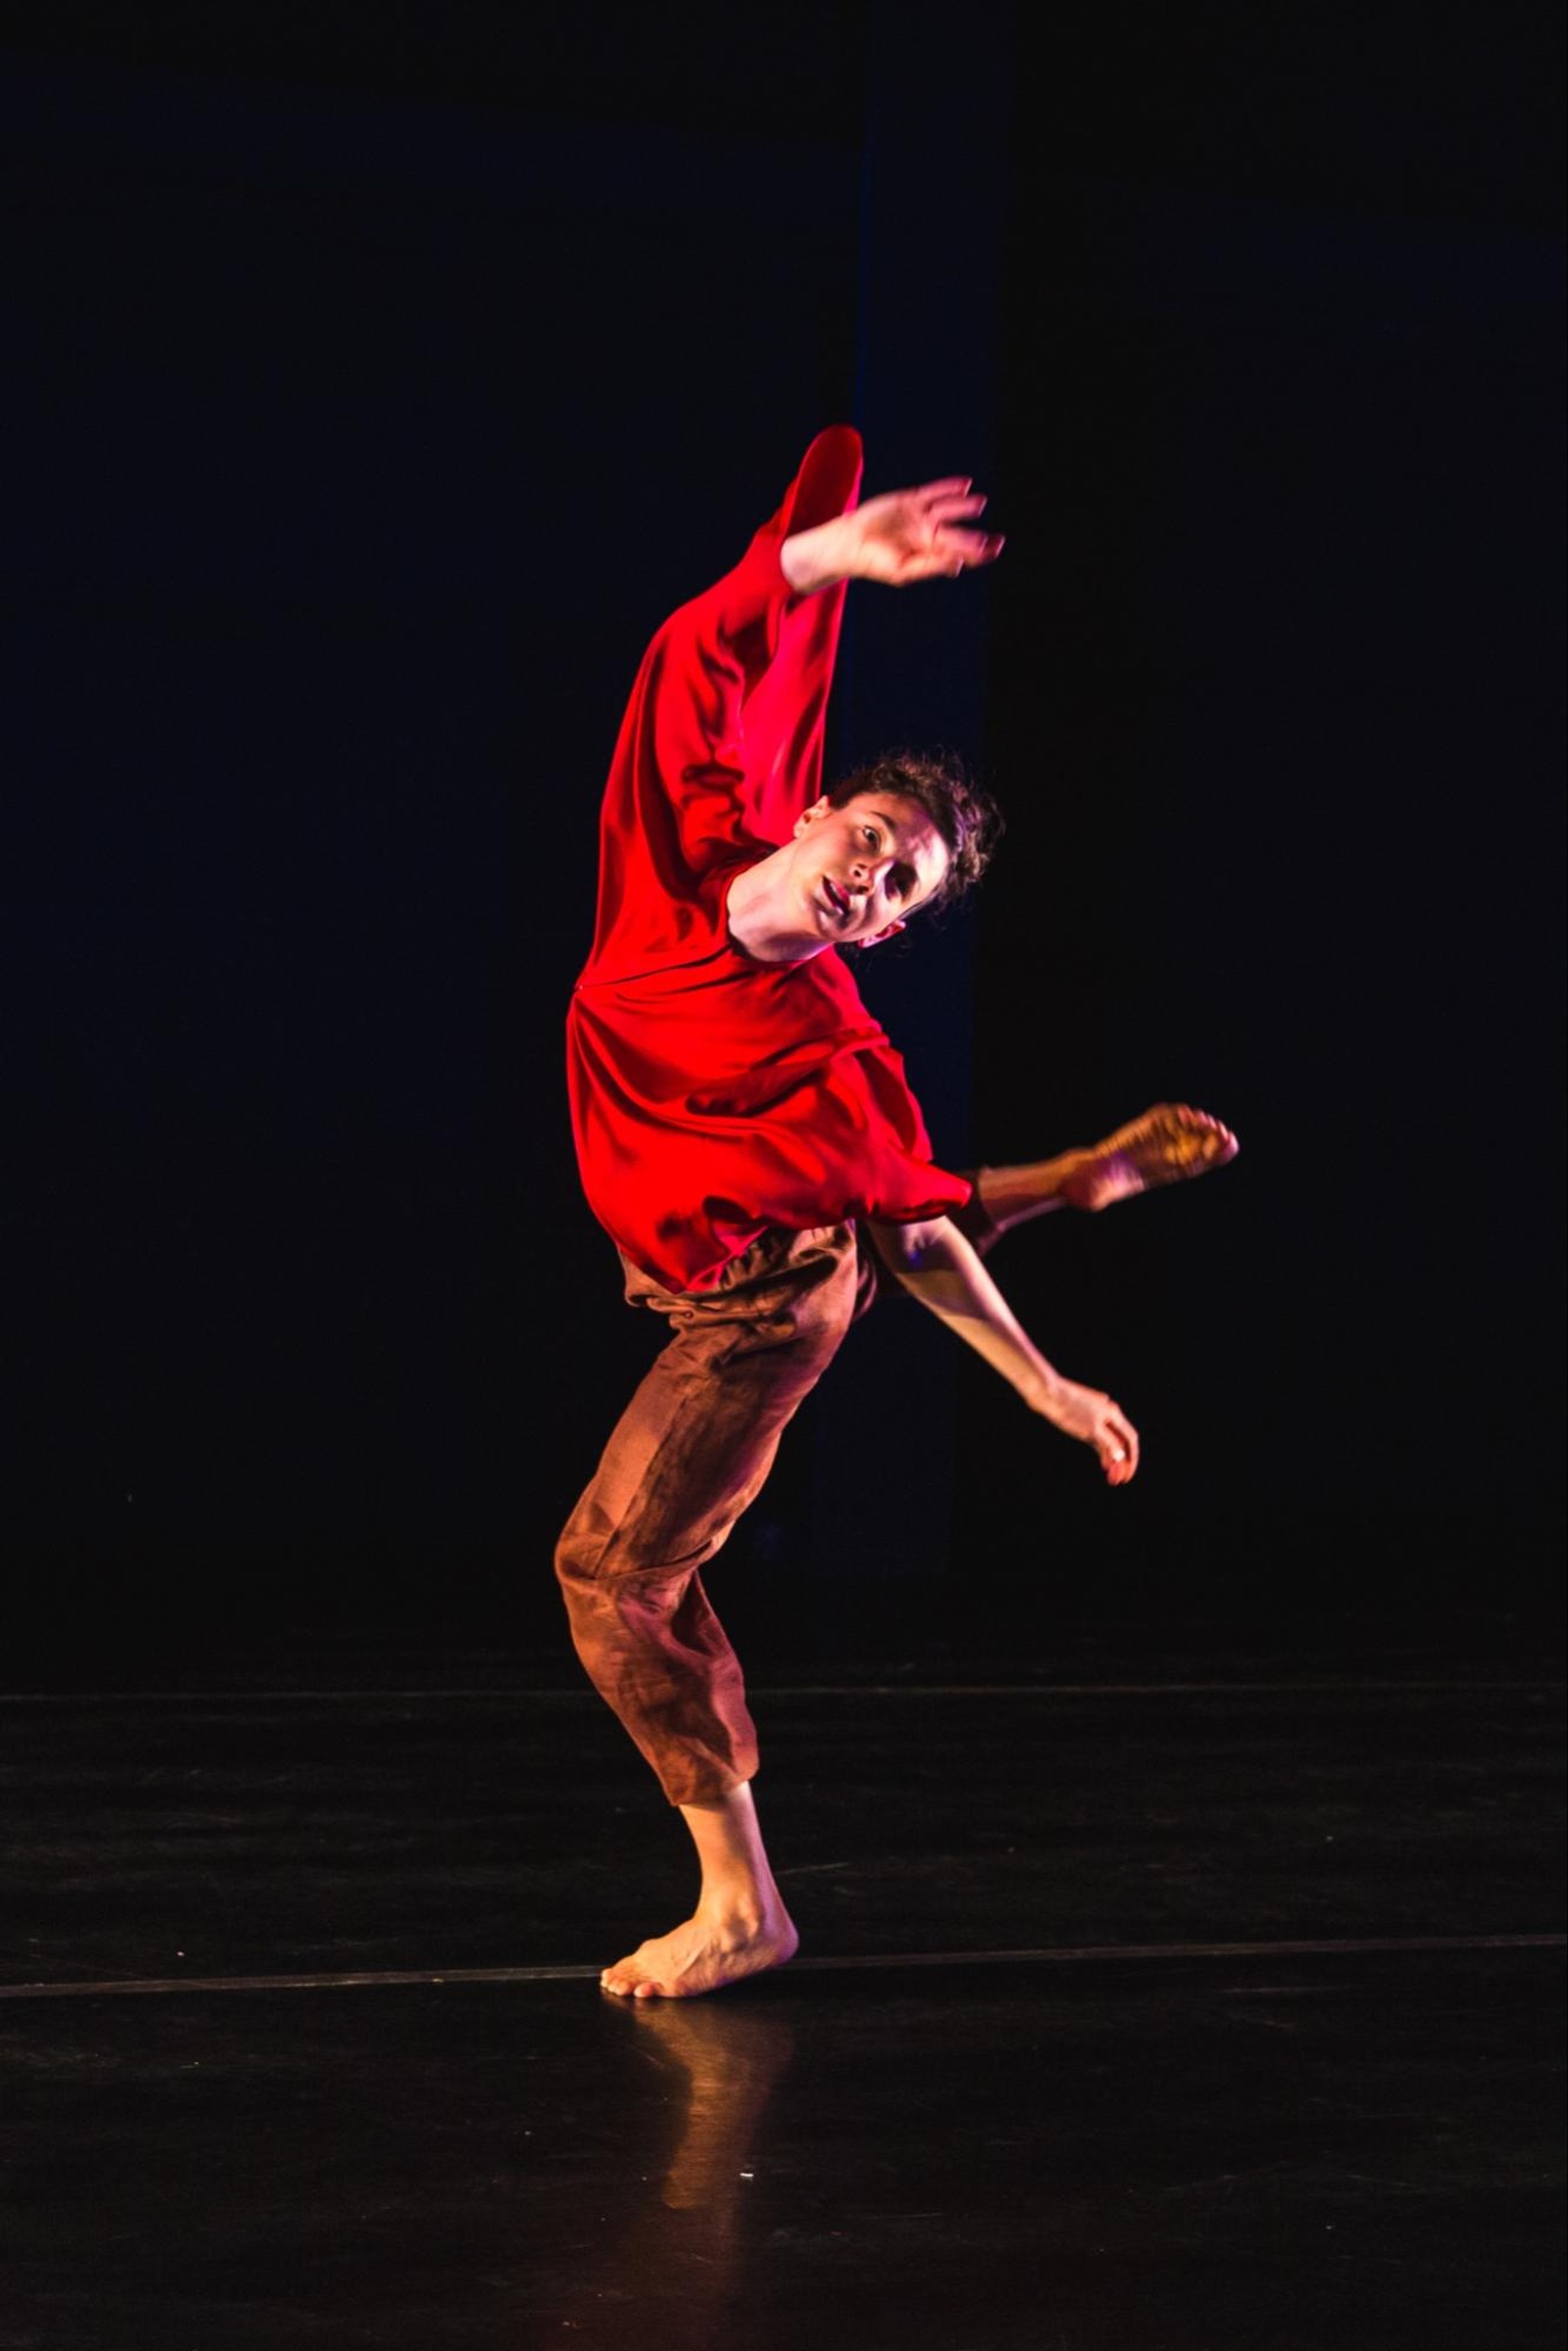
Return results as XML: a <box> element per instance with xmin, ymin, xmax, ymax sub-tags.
<box><xmin>4</xmin><ymin>2</ymin><xmax>1562</xmax><ymax>1663</ymax></box>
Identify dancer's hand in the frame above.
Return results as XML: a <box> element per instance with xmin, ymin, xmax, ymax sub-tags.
<box><xmin>1036</xmin><ymin>1377</ymin><xmax>1141</xmax><ymax>1486</ymax></box>
<box><xmin>845</xmin><ymin>478</ymin><xmax>1004</xmax><ymax>583</ymax></box>
<box><xmin>782</xmin><ymin>479</ymin><xmax>1004</xmax><ymax>595</ymax></box>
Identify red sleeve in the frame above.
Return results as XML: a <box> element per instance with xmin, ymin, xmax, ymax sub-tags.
<box><xmin>590</xmin><ymin>427</ymin><xmax>864</xmax><ymax>961</ymax></box>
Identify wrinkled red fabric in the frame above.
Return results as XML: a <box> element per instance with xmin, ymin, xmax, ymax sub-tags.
<box><xmin>567</xmin><ymin>426</ymin><xmax>971</xmax><ymax>1293</ymax></box>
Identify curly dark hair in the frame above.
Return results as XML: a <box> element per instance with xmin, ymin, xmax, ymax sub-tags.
<box><xmin>825</xmin><ymin>749</ymin><xmax>1001</xmax><ymax>913</ymax></box>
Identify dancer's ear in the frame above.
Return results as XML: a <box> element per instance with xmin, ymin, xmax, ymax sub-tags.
<box><xmin>858</xmin><ymin>919</ymin><xmax>906</xmax><ymax>950</ymax></box>
<box><xmin>792</xmin><ymin>797</ymin><xmax>831</xmax><ymax>838</ymax></box>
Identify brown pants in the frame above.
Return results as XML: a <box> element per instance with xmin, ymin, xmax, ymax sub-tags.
<box><xmin>554</xmin><ymin>1194</ymin><xmax>998</xmax><ymax>1806</ymax></box>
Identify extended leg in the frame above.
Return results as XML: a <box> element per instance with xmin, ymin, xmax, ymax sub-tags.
<box><xmin>957</xmin><ymin>1102</ymin><xmax>1238</xmax><ymax>1249</ymax></box>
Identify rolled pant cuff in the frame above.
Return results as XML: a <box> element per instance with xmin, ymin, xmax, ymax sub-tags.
<box><xmin>659</xmin><ymin>1764</ymin><xmax>756</xmax><ymax>1809</ymax></box>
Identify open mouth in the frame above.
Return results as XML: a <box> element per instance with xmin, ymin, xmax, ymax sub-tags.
<box><xmin>822</xmin><ymin>877</ymin><xmax>851</xmax><ymax>920</ymax></box>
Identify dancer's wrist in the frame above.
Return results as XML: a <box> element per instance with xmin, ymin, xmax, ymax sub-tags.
<box><xmin>780</xmin><ymin>517</ymin><xmax>854</xmax><ymax>596</ymax></box>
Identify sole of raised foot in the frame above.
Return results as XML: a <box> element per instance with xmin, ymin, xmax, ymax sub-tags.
<box><xmin>1068</xmin><ymin>1102</ymin><xmax>1238</xmax><ymax>1208</ymax></box>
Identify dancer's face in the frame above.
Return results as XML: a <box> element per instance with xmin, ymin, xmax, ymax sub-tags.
<box><xmin>787</xmin><ymin>792</ymin><xmax>951</xmax><ymax>950</ymax></box>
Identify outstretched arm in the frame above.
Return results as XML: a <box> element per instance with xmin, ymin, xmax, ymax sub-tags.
<box><xmin>781</xmin><ymin>476</ymin><xmax>1004</xmax><ymax>596</ymax></box>
<box><xmin>866</xmin><ymin>1215</ymin><xmax>1140</xmax><ymax>1487</ymax></box>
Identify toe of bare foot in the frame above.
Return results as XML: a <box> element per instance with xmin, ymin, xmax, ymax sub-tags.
<box><xmin>599</xmin><ymin>1912</ymin><xmax>799</xmax><ymax>2002</ymax></box>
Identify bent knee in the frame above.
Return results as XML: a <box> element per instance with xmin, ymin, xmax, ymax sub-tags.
<box><xmin>555</xmin><ymin>1494</ymin><xmax>614</xmax><ymax>1592</ymax></box>
<box><xmin>557</xmin><ymin>1510</ymin><xmax>714</xmax><ymax>1595</ymax></box>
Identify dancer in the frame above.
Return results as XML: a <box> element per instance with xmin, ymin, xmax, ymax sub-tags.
<box><xmin>559</xmin><ymin>427</ymin><xmax>1236</xmax><ymax>2000</ymax></box>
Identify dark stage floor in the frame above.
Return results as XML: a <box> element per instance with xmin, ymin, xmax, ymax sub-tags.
<box><xmin>2</xmin><ymin>1620</ymin><xmax>1562</xmax><ymax>2348</ymax></box>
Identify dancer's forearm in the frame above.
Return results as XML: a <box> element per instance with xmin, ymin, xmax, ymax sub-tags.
<box><xmin>780</xmin><ymin>517</ymin><xmax>856</xmax><ymax>596</ymax></box>
<box><xmin>866</xmin><ymin>1214</ymin><xmax>1141</xmax><ymax>1481</ymax></box>
<box><xmin>866</xmin><ymin>1215</ymin><xmax>1063</xmax><ymax>1409</ymax></box>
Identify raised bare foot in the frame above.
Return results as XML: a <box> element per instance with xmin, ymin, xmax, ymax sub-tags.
<box><xmin>600</xmin><ymin>1902</ymin><xmax>799</xmax><ymax>2000</ymax></box>
<box><xmin>1062</xmin><ymin>1102</ymin><xmax>1239</xmax><ymax>1212</ymax></box>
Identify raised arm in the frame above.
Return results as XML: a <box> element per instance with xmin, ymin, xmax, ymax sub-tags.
<box><xmin>866</xmin><ymin>1215</ymin><xmax>1139</xmax><ymax>1487</ymax></box>
<box><xmin>781</xmin><ymin>476</ymin><xmax>1004</xmax><ymax>596</ymax></box>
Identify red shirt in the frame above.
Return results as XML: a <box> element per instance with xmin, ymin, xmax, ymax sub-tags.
<box><xmin>567</xmin><ymin>425</ymin><xmax>971</xmax><ymax>1292</ymax></box>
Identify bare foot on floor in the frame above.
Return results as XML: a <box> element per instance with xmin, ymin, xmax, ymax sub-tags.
<box><xmin>1062</xmin><ymin>1102</ymin><xmax>1239</xmax><ymax>1212</ymax></box>
<box><xmin>600</xmin><ymin>1903</ymin><xmax>800</xmax><ymax>2000</ymax></box>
